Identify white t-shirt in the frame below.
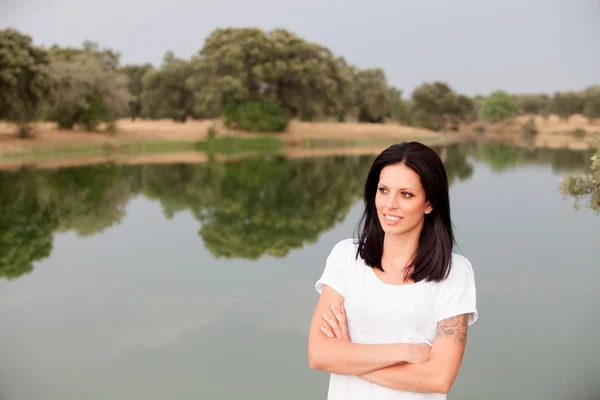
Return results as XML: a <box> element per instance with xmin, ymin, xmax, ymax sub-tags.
<box><xmin>315</xmin><ymin>238</ymin><xmax>478</xmax><ymax>400</ymax></box>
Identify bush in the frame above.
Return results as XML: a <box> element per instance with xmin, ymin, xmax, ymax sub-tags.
<box><xmin>473</xmin><ymin>125</ymin><xmax>485</xmax><ymax>136</ymax></box>
<box><xmin>520</xmin><ymin>117</ymin><xmax>538</xmax><ymax>140</ymax></box>
<box><xmin>223</xmin><ymin>99</ymin><xmax>289</xmax><ymax>133</ymax></box>
<box><xmin>572</xmin><ymin>128</ymin><xmax>586</xmax><ymax>139</ymax></box>
<box><xmin>481</xmin><ymin>91</ymin><xmax>519</xmax><ymax>123</ymax></box>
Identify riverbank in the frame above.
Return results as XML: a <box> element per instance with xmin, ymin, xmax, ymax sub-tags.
<box><xmin>0</xmin><ymin>116</ymin><xmax>596</xmax><ymax>170</ymax></box>
<box><xmin>0</xmin><ymin>118</ymin><xmax>450</xmax><ymax>170</ymax></box>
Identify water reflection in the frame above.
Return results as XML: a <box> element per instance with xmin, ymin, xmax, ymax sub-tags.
<box><xmin>0</xmin><ymin>143</ymin><xmax>598</xmax><ymax>400</ymax></box>
<box><xmin>0</xmin><ymin>143</ymin><xmax>592</xmax><ymax>280</ymax></box>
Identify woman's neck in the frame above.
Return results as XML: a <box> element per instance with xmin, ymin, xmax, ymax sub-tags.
<box><xmin>382</xmin><ymin>230</ymin><xmax>421</xmax><ymax>272</ymax></box>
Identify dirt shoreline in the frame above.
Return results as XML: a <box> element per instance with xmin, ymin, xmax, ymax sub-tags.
<box><xmin>0</xmin><ymin>116</ymin><xmax>596</xmax><ymax>170</ymax></box>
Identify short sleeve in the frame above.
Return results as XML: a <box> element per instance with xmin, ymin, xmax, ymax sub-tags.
<box><xmin>438</xmin><ymin>255</ymin><xmax>478</xmax><ymax>326</ymax></box>
<box><xmin>315</xmin><ymin>239</ymin><xmax>354</xmax><ymax>298</ymax></box>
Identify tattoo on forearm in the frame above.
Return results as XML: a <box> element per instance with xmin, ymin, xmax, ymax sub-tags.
<box><xmin>436</xmin><ymin>315</ymin><xmax>468</xmax><ymax>346</ymax></box>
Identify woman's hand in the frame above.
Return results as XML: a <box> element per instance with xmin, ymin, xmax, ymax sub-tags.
<box><xmin>320</xmin><ymin>304</ymin><xmax>350</xmax><ymax>341</ymax></box>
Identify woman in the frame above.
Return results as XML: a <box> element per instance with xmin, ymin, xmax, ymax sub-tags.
<box><xmin>307</xmin><ymin>142</ymin><xmax>478</xmax><ymax>399</ymax></box>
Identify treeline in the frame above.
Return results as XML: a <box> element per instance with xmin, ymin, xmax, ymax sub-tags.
<box><xmin>1</xmin><ymin>27</ymin><xmax>600</xmax><ymax>137</ymax></box>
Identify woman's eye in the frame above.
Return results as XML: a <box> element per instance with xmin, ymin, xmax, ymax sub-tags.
<box><xmin>402</xmin><ymin>192</ymin><xmax>413</xmax><ymax>198</ymax></box>
<box><xmin>378</xmin><ymin>187</ymin><xmax>387</xmax><ymax>193</ymax></box>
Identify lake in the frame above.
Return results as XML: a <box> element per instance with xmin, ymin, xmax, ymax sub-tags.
<box><xmin>0</xmin><ymin>142</ymin><xmax>598</xmax><ymax>400</ymax></box>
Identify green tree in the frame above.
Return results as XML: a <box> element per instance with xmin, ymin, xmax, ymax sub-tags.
<box><xmin>516</xmin><ymin>94</ymin><xmax>550</xmax><ymax>115</ymax></box>
<box><xmin>140</xmin><ymin>51</ymin><xmax>195</xmax><ymax>121</ymax></box>
<box><xmin>480</xmin><ymin>90</ymin><xmax>519</xmax><ymax>123</ymax></box>
<box><xmin>188</xmin><ymin>27</ymin><xmax>365</xmax><ymax>125</ymax></box>
<box><xmin>559</xmin><ymin>134</ymin><xmax>600</xmax><ymax>213</ymax></box>
<box><xmin>550</xmin><ymin>91</ymin><xmax>584</xmax><ymax>121</ymax></box>
<box><xmin>120</xmin><ymin>63</ymin><xmax>154</xmax><ymax>120</ymax></box>
<box><xmin>0</xmin><ymin>28</ymin><xmax>52</xmax><ymax>137</ymax></box>
<box><xmin>48</xmin><ymin>40</ymin><xmax>121</xmax><ymax>70</ymax></box>
<box><xmin>582</xmin><ymin>86</ymin><xmax>600</xmax><ymax>124</ymax></box>
<box><xmin>355</xmin><ymin>69</ymin><xmax>392</xmax><ymax>123</ymax></box>
<box><xmin>46</xmin><ymin>51</ymin><xmax>132</xmax><ymax>130</ymax></box>
<box><xmin>410</xmin><ymin>82</ymin><xmax>470</xmax><ymax>132</ymax></box>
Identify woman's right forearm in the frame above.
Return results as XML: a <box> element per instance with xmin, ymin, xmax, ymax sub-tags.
<box><xmin>308</xmin><ymin>337</ymin><xmax>413</xmax><ymax>375</ymax></box>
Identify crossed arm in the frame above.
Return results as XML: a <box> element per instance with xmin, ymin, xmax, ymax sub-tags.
<box><xmin>307</xmin><ymin>286</ymin><xmax>470</xmax><ymax>394</ymax></box>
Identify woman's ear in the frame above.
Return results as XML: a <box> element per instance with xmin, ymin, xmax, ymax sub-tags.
<box><xmin>424</xmin><ymin>201</ymin><xmax>433</xmax><ymax>215</ymax></box>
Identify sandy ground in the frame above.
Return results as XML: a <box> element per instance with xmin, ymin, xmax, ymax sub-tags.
<box><xmin>0</xmin><ymin>115</ymin><xmax>596</xmax><ymax>170</ymax></box>
<box><xmin>0</xmin><ymin>118</ymin><xmax>438</xmax><ymax>155</ymax></box>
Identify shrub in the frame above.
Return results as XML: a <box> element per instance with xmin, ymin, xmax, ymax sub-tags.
<box><xmin>473</xmin><ymin>124</ymin><xmax>485</xmax><ymax>136</ymax></box>
<box><xmin>520</xmin><ymin>117</ymin><xmax>538</xmax><ymax>140</ymax></box>
<box><xmin>223</xmin><ymin>99</ymin><xmax>288</xmax><ymax>133</ymax></box>
<box><xmin>572</xmin><ymin>128</ymin><xmax>586</xmax><ymax>139</ymax></box>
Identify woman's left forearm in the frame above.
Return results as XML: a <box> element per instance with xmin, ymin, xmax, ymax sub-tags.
<box><xmin>359</xmin><ymin>360</ymin><xmax>450</xmax><ymax>394</ymax></box>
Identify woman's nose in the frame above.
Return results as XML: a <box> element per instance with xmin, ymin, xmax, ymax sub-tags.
<box><xmin>386</xmin><ymin>194</ymin><xmax>399</xmax><ymax>210</ymax></box>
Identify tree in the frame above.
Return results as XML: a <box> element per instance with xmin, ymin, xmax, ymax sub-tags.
<box><xmin>48</xmin><ymin>41</ymin><xmax>121</xmax><ymax>69</ymax></box>
<box><xmin>46</xmin><ymin>51</ymin><xmax>132</xmax><ymax>130</ymax></box>
<box><xmin>188</xmin><ymin>27</ymin><xmax>367</xmax><ymax>125</ymax></box>
<box><xmin>480</xmin><ymin>90</ymin><xmax>519</xmax><ymax>123</ymax></box>
<box><xmin>140</xmin><ymin>51</ymin><xmax>195</xmax><ymax>121</ymax></box>
<box><xmin>120</xmin><ymin>63</ymin><xmax>154</xmax><ymax>120</ymax></box>
<box><xmin>410</xmin><ymin>82</ymin><xmax>470</xmax><ymax>132</ymax></box>
<box><xmin>516</xmin><ymin>94</ymin><xmax>550</xmax><ymax>115</ymax></box>
<box><xmin>355</xmin><ymin>69</ymin><xmax>392</xmax><ymax>123</ymax></box>
<box><xmin>0</xmin><ymin>28</ymin><xmax>52</xmax><ymax>137</ymax></box>
<box><xmin>582</xmin><ymin>86</ymin><xmax>600</xmax><ymax>124</ymax></box>
<box><xmin>550</xmin><ymin>91</ymin><xmax>584</xmax><ymax>121</ymax></box>
<box><xmin>559</xmin><ymin>134</ymin><xmax>600</xmax><ymax>213</ymax></box>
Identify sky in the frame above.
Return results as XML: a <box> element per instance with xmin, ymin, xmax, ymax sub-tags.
<box><xmin>1</xmin><ymin>0</ymin><xmax>599</xmax><ymax>96</ymax></box>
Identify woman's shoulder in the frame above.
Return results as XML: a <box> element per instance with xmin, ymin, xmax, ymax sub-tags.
<box><xmin>442</xmin><ymin>252</ymin><xmax>476</xmax><ymax>287</ymax></box>
<box><xmin>327</xmin><ymin>238</ymin><xmax>359</xmax><ymax>261</ymax></box>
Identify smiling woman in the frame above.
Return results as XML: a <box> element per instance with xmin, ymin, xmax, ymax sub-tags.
<box><xmin>307</xmin><ymin>142</ymin><xmax>478</xmax><ymax>399</ymax></box>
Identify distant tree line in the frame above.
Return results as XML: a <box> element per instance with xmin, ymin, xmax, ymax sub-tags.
<box><xmin>1</xmin><ymin>27</ymin><xmax>600</xmax><ymax>137</ymax></box>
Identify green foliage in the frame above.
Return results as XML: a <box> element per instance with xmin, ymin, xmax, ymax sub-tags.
<box><xmin>223</xmin><ymin>99</ymin><xmax>288</xmax><ymax>132</ymax></box>
<box><xmin>49</xmin><ymin>40</ymin><xmax>121</xmax><ymax>70</ymax></box>
<box><xmin>120</xmin><ymin>63</ymin><xmax>154</xmax><ymax>120</ymax></box>
<box><xmin>7</xmin><ymin>144</ymin><xmax>583</xmax><ymax>280</ymax></box>
<box><xmin>410</xmin><ymin>82</ymin><xmax>472</xmax><ymax>131</ymax></box>
<box><xmin>355</xmin><ymin>69</ymin><xmax>392</xmax><ymax>123</ymax></box>
<box><xmin>45</xmin><ymin>50</ymin><xmax>132</xmax><ymax>131</ymax></box>
<box><xmin>195</xmin><ymin>136</ymin><xmax>282</xmax><ymax>154</ymax></box>
<box><xmin>0</xmin><ymin>28</ymin><xmax>53</xmax><ymax>137</ymax></box>
<box><xmin>572</xmin><ymin>128</ymin><xmax>586</xmax><ymax>139</ymax></box>
<box><xmin>189</xmin><ymin>28</ymin><xmax>360</xmax><ymax>122</ymax></box>
<box><xmin>473</xmin><ymin>125</ymin><xmax>485</xmax><ymax>136</ymax></box>
<box><xmin>391</xmin><ymin>98</ymin><xmax>412</xmax><ymax>125</ymax></box>
<box><xmin>140</xmin><ymin>51</ymin><xmax>195</xmax><ymax>121</ymax></box>
<box><xmin>582</xmin><ymin>86</ymin><xmax>600</xmax><ymax>124</ymax></box>
<box><xmin>559</xmin><ymin>134</ymin><xmax>600</xmax><ymax>212</ymax></box>
<box><xmin>550</xmin><ymin>91</ymin><xmax>584</xmax><ymax>121</ymax></box>
<box><xmin>0</xmin><ymin>168</ymin><xmax>57</xmax><ymax>279</ymax></box>
<box><xmin>516</xmin><ymin>94</ymin><xmax>550</xmax><ymax>115</ymax></box>
<box><xmin>520</xmin><ymin>117</ymin><xmax>538</xmax><ymax>141</ymax></box>
<box><xmin>480</xmin><ymin>90</ymin><xmax>519</xmax><ymax>123</ymax></box>
<box><xmin>207</xmin><ymin>125</ymin><xmax>217</xmax><ymax>139</ymax></box>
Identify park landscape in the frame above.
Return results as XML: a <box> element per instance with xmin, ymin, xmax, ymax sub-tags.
<box><xmin>1</xmin><ymin>20</ymin><xmax>600</xmax><ymax>400</ymax></box>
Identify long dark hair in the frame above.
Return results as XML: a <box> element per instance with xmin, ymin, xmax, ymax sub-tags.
<box><xmin>356</xmin><ymin>142</ymin><xmax>454</xmax><ymax>283</ymax></box>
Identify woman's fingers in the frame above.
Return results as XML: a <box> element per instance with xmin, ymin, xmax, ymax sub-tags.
<box><xmin>330</xmin><ymin>304</ymin><xmax>350</xmax><ymax>341</ymax></box>
<box><xmin>322</xmin><ymin>312</ymin><xmax>342</xmax><ymax>338</ymax></box>
<box><xmin>320</xmin><ymin>326</ymin><xmax>335</xmax><ymax>338</ymax></box>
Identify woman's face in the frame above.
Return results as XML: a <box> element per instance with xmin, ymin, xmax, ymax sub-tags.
<box><xmin>375</xmin><ymin>163</ymin><xmax>432</xmax><ymax>236</ymax></box>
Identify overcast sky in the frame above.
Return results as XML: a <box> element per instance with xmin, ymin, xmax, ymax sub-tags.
<box><xmin>2</xmin><ymin>0</ymin><xmax>599</xmax><ymax>96</ymax></box>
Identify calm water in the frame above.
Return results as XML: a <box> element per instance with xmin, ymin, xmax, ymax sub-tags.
<box><xmin>0</xmin><ymin>142</ymin><xmax>598</xmax><ymax>400</ymax></box>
